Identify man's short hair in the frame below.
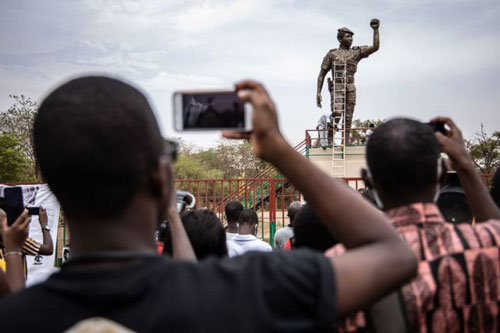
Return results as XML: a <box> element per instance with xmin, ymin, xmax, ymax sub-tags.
<box><xmin>293</xmin><ymin>204</ymin><xmax>338</xmax><ymax>251</ymax></box>
<box><xmin>34</xmin><ymin>76</ymin><xmax>164</xmax><ymax>219</ymax></box>
<box><xmin>366</xmin><ymin>118</ymin><xmax>440</xmax><ymax>198</ymax></box>
<box><xmin>287</xmin><ymin>201</ymin><xmax>302</xmax><ymax>225</ymax></box>
<box><xmin>225</xmin><ymin>200</ymin><xmax>243</xmax><ymax>223</ymax></box>
<box><xmin>238</xmin><ymin>209</ymin><xmax>258</xmax><ymax>226</ymax></box>
<box><xmin>337</xmin><ymin>27</ymin><xmax>354</xmax><ymax>42</ymax></box>
<box><xmin>491</xmin><ymin>167</ymin><xmax>500</xmax><ymax>209</ymax></box>
<box><xmin>163</xmin><ymin>209</ymin><xmax>227</xmax><ymax>259</ymax></box>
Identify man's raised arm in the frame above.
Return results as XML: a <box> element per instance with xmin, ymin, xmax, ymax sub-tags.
<box><xmin>361</xmin><ymin>19</ymin><xmax>380</xmax><ymax>57</ymax></box>
<box><xmin>223</xmin><ymin>80</ymin><xmax>417</xmax><ymax>318</ymax></box>
<box><xmin>432</xmin><ymin>117</ymin><xmax>500</xmax><ymax>222</ymax></box>
<box><xmin>37</xmin><ymin>207</ymin><xmax>53</xmax><ymax>255</ymax></box>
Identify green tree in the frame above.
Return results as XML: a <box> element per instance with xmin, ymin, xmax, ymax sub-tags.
<box><xmin>0</xmin><ymin>133</ymin><xmax>32</xmax><ymax>183</ymax></box>
<box><xmin>0</xmin><ymin>95</ymin><xmax>38</xmax><ymax>179</ymax></box>
<box><xmin>175</xmin><ymin>154</ymin><xmax>223</xmax><ymax>180</ymax></box>
<box><xmin>174</xmin><ymin>139</ymin><xmax>267</xmax><ymax>180</ymax></box>
<box><xmin>465</xmin><ymin>124</ymin><xmax>500</xmax><ymax>175</ymax></box>
<box><xmin>350</xmin><ymin>118</ymin><xmax>384</xmax><ymax>145</ymax></box>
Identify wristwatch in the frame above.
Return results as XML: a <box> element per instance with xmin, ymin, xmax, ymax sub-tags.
<box><xmin>42</xmin><ymin>226</ymin><xmax>50</xmax><ymax>232</ymax></box>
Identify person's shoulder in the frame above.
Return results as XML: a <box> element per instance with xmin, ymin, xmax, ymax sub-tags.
<box><xmin>223</xmin><ymin>248</ymin><xmax>330</xmax><ymax>267</ymax></box>
<box><xmin>274</xmin><ymin>228</ymin><xmax>286</xmax><ymax>237</ymax></box>
<box><xmin>325</xmin><ymin>48</ymin><xmax>337</xmax><ymax>56</ymax></box>
<box><xmin>474</xmin><ymin>219</ymin><xmax>500</xmax><ymax>239</ymax></box>
<box><xmin>352</xmin><ymin>45</ymin><xmax>370</xmax><ymax>57</ymax></box>
<box><xmin>256</xmin><ymin>239</ymin><xmax>272</xmax><ymax>251</ymax></box>
<box><xmin>0</xmin><ymin>283</ymin><xmax>47</xmax><ymax>316</ymax></box>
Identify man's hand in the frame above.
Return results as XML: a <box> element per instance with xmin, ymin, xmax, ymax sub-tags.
<box><xmin>370</xmin><ymin>18</ymin><xmax>380</xmax><ymax>29</ymax></box>
<box><xmin>316</xmin><ymin>93</ymin><xmax>322</xmax><ymax>108</ymax></box>
<box><xmin>223</xmin><ymin>80</ymin><xmax>286</xmax><ymax>162</ymax></box>
<box><xmin>431</xmin><ymin>116</ymin><xmax>500</xmax><ymax>222</ymax></box>
<box><xmin>0</xmin><ymin>209</ymin><xmax>30</xmax><ymax>252</ymax></box>
<box><xmin>430</xmin><ymin>117</ymin><xmax>470</xmax><ymax>171</ymax></box>
<box><xmin>39</xmin><ymin>207</ymin><xmax>48</xmax><ymax>228</ymax></box>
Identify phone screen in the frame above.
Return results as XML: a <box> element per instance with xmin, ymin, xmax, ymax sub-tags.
<box><xmin>4</xmin><ymin>187</ymin><xmax>24</xmax><ymax>225</ymax></box>
<box><xmin>174</xmin><ymin>91</ymin><xmax>249</xmax><ymax>131</ymax></box>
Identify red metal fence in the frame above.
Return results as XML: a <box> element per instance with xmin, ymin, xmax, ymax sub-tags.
<box><xmin>174</xmin><ymin>177</ymin><xmax>372</xmax><ymax>242</ymax></box>
<box><xmin>175</xmin><ymin>178</ymin><xmax>302</xmax><ymax>241</ymax></box>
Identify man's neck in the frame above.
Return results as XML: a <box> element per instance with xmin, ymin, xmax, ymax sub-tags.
<box><xmin>238</xmin><ymin>225</ymin><xmax>255</xmax><ymax>236</ymax></box>
<box><xmin>68</xmin><ymin>198</ymin><xmax>159</xmax><ymax>258</ymax></box>
<box><xmin>377</xmin><ymin>185</ymin><xmax>436</xmax><ymax>211</ymax></box>
<box><xmin>226</xmin><ymin>223</ymin><xmax>238</xmax><ymax>233</ymax></box>
<box><xmin>339</xmin><ymin>44</ymin><xmax>350</xmax><ymax>50</ymax></box>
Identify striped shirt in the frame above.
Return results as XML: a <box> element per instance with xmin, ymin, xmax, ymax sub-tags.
<box><xmin>0</xmin><ymin>237</ymin><xmax>42</xmax><ymax>277</ymax></box>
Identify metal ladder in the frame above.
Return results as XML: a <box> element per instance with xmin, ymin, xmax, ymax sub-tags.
<box><xmin>331</xmin><ymin>62</ymin><xmax>347</xmax><ymax>177</ymax></box>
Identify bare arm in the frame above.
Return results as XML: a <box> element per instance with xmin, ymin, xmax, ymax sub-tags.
<box><xmin>1</xmin><ymin>209</ymin><xmax>31</xmax><ymax>293</ymax></box>
<box><xmin>224</xmin><ymin>80</ymin><xmax>417</xmax><ymax>318</ymax></box>
<box><xmin>37</xmin><ymin>207</ymin><xmax>54</xmax><ymax>255</ymax></box>
<box><xmin>165</xmin><ymin>163</ymin><xmax>196</xmax><ymax>261</ymax></box>
<box><xmin>432</xmin><ymin>117</ymin><xmax>500</xmax><ymax>222</ymax></box>
<box><xmin>361</xmin><ymin>19</ymin><xmax>380</xmax><ymax>57</ymax></box>
<box><xmin>0</xmin><ymin>270</ymin><xmax>11</xmax><ymax>298</ymax></box>
<box><xmin>167</xmin><ymin>208</ymin><xmax>197</xmax><ymax>261</ymax></box>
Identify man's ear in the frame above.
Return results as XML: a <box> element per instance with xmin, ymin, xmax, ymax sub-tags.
<box><xmin>149</xmin><ymin>156</ymin><xmax>171</xmax><ymax>200</ymax></box>
<box><xmin>360</xmin><ymin>168</ymin><xmax>373</xmax><ymax>189</ymax></box>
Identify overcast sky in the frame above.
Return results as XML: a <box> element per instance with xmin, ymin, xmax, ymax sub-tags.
<box><xmin>1</xmin><ymin>0</ymin><xmax>499</xmax><ymax>147</ymax></box>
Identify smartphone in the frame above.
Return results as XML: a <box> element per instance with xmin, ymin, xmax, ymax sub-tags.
<box><xmin>4</xmin><ymin>187</ymin><xmax>24</xmax><ymax>226</ymax></box>
<box><xmin>427</xmin><ymin>122</ymin><xmax>447</xmax><ymax>135</ymax></box>
<box><xmin>27</xmin><ymin>207</ymin><xmax>40</xmax><ymax>216</ymax></box>
<box><xmin>173</xmin><ymin>90</ymin><xmax>252</xmax><ymax>131</ymax></box>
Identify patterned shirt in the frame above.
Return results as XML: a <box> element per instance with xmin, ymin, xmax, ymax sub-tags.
<box><xmin>334</xmin><ymin>203</ymin><xmax>500</xmax><ymax>332</ymax></box>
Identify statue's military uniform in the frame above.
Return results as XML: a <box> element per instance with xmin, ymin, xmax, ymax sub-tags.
<box><xmin>320</xmin><ymin>46</ymin><xmax>370</xmax><ymax>135</ymax></box>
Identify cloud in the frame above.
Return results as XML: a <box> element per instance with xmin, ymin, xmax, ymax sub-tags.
<box><xmin>174</xmin><ymin>0</ymin><xmax>268</xmax><ymax>33</ymax></box>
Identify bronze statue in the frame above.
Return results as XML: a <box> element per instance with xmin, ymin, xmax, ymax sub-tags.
<box><xmin>316</xmin><ymin>19</ymin><xmax>380</xmax><ymax>144</ymax></box>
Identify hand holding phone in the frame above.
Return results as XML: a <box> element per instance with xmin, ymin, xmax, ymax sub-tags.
<box><xmin>222</xmin><ymin>81</ymin><xmax>285</xmax><ymax>162</ymax></box>
<box><xmin>430</xmin><ymin>117</ymin><xmax>469</xmax><ymax>170</ymax></box>
<box><xmin>427</xmin><ymin>121</ymin><xmax>448</xmax><ymax>135</ymax></box>
<box><xmin>0</xmin><ymin>209</ymin><xmax>30</xmax><ymax>251</ymax></box>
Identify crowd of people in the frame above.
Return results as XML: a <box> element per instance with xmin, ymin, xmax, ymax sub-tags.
<box><xmin>0</xmin><ymin>75</ymin><xmax>498</xmax><ymax>332</ymax></box>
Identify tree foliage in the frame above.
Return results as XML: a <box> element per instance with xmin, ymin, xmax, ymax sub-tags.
<box><xmin>174</xmin><ymin>139</ymin><xmax>267</xmax><ymax>180</ymax></box>
<box><xmin>0</xmin><ymin>133</ymin><xmax>32</xmax><ymax>183</ymax></box>
<box><xmin>465</xmin><ymin>124</ymin><xmax>500</xmax><ymax>175</ymax></box>
<box><xmin>0</xmin><ymin>95</ymin><xmax>38</xmax><ymax>181</ymax></box>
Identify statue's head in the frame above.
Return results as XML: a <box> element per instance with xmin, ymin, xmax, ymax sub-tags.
<box><xmin>337</xmin><ymin>27</ymin><xmax>354</xmax><ymax>47</ymax></box>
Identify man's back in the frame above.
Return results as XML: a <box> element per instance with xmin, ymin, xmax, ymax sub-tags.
<box><xmin>388</xmin><ymin>203</ymin><xmax>500</xmax><ymax>331</ymax></box>
<box><xmin>336</xmin><ymin>203</ymin><xmax>500</xmax><ymax>332</ymax></box>
<box><xmin>0</xmin><ymin>251</ymin><xmax>335</xmax><ymax>332</ymax></box>
<box><xmin>227</xmin><ymin>234</ymin><xmax>272</xmax><ymax>257</ymax></box>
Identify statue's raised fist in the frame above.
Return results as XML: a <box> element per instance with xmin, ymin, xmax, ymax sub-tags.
<box><xmin>370</xmin><ymin>18</ymin><xmax>380</xmax><ymax>29</ymax></box>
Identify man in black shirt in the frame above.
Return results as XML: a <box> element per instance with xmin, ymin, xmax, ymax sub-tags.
<box><xmin>0</xmin><ymin>77</ymin><xmax>416</xmax><ymax>332</ymax></box>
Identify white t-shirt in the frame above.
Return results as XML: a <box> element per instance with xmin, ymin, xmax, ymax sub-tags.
<box><xmin>274</xmin><ymin>226</ymin><xmax>294</xmax><ymax>249</ymax></box>
<box><xmin>227</xmin><ymin>234</ymin><xmax>272</xmax><ymax>257</ymax></box>
<box><xmin>226</xmin><ymin>232</ymin><xmax>238</xmax><ymax>241</ymax></box>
